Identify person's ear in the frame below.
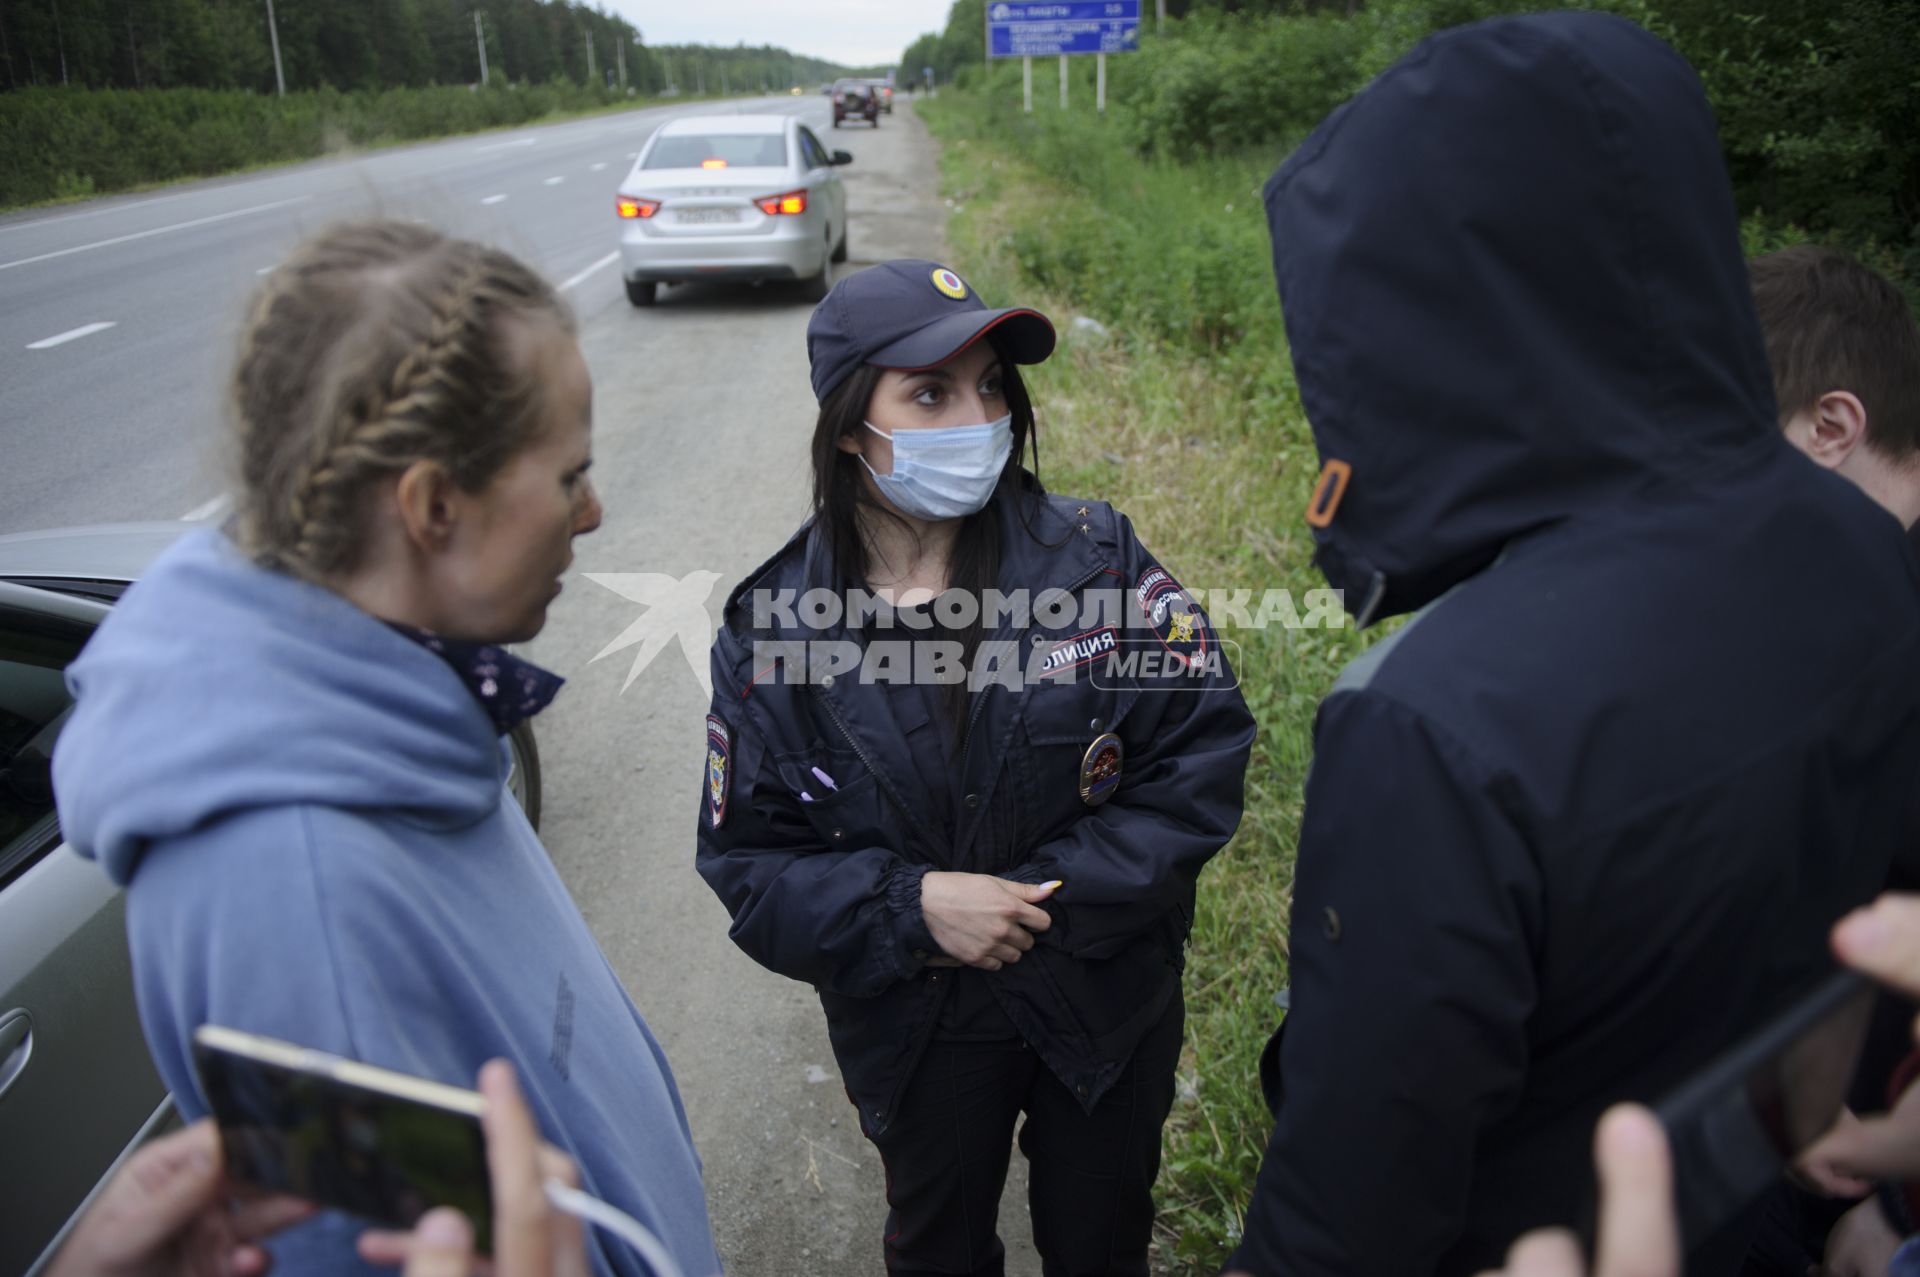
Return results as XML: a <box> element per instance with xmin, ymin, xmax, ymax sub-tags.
<box><xmin>1804</xmin><ymin>390</ymin><xmax>1869</xmax><ymax>466</ymax></box>
<box><xmin>393</xmin><ymin>459</ymin><xmax>459</xmax><ymax>553</ymax></box>
<box><xmin>835</xmin><ymin>428</ymin><xmax>865</xmax><ymax>456</ymax></box>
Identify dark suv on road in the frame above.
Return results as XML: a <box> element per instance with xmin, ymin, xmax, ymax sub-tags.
<box><xmin>832</xmin><ymin>79</ymin><xmax>879</xmax><ymax>129</ymax></box>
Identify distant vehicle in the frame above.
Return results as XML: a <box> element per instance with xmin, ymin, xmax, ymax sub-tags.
<box><xmin>789</xmin><ymin>86</ymin><xmax>803</xmax><ymax>96</ymax></box>
<box><xmin>615</xmin><ymin>114</ymin><xmax>852</xmax><ymax>307</ymax></box>
<box><xmin>832</xmin><ymin>78</ymin><xmax>879</xmax><ymax>129</ymax></box>
<box><xmin>866</xmin><ymin>79</ymin><xmax>895</xmax><ymax>114</ymax></box>
<box><xmin>0</xmin><ymin>520</ymin><xmax>545</xmax><ymax>1273</ymax></box>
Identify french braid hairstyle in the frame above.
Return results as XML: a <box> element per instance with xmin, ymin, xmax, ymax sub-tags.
<box><xmin>231</xmin><ymin>220</ymin><xmax>575</xmax><ymax>580</ymax></box>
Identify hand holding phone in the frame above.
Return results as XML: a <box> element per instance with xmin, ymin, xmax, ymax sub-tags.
<box><xmin>359</xmin><ymin>1060</ymin><xmax>590</xmax><ymax>1277</ymax></box>
<box><xmin>194</xmin><ymin>1029</ymin><xmax>589</xmax><ymax>1276</ymax></box>
<box><xmin>1651</xmin><ymin>971</ymin><xmax>1875</xmax><ymax>1253</ymax></box>
<box><xmin>193</xmin><ymin>1026</ymin><xmax>496</xmax><ymax>1250</ymax></box>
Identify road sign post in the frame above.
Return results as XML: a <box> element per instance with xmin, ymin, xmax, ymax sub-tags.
<box><xmin>1059</xmin><ymin>54</ymin><xmax>1067</xmax><ymax>108</ymax></box>
<box><xmin>1023</xmin><ymin>56</ymin><xmax>1033</xmax><ymax>112</ymax></box>
<box><xmin>1096</xmin><ymin>52</ymin><xmax>1106</xmax><ymax>112</ymax></box>
<box><xmin>988</xmin><ymin>2</ymin><xmax>1141</xmax><ymax>59</ymax></box>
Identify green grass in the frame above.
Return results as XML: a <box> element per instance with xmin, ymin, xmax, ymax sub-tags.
<box><xmin>912</xmin><ymin>96</ymin><xmax>1380</xmax><ymax>1269</ymax></box>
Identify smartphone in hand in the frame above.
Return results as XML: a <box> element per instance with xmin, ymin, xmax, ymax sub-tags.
<box><xmin>192</xmin><ymin>1025</ymin><xmax>494</xmax><ymax>1252</ymax></box>
<box><xmin>1651</xmin><ymin>971</ymin><xmax>1875</xmax><ymax>1253</ymax></box>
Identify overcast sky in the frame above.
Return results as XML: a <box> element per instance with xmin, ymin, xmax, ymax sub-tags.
<box><xmin>599</xmin><ymin>1</ymin><xmax>958</xmax><ymax>69</ymax></box>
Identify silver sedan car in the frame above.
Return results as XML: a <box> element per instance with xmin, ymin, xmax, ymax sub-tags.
<box><xmin>615</xmin><ymin>113</ymin><xmax>852</xmax><ymax>307</ymax></box>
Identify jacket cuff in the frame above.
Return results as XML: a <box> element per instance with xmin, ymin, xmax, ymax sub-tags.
<box><xmin>885</xmin><ymin>863</ymin><xmax>940</xmax><ymax>971</ymax></box>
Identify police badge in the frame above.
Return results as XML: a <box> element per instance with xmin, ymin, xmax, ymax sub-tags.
<box><xmin>1079</xmin><ymin>732</ymin><xmax>1124</xmax><ymax>806</ymax></box>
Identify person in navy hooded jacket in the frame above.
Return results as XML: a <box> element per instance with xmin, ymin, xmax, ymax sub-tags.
<box><xmin>53</xmin><ymin>221</ymin><xmax>721</xmax><ymax>1277</ymax></box>
<box><xmin>1226</xmin><ymin>12</ymin><xmax>1920</xmax><ymax>1277</ymax></box>
<box><xmin>695</xmin><ymin>260</ymin><xmax>1256</xmax><ymax>1275</ymax></box>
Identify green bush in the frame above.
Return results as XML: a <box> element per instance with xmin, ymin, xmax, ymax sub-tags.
<box><xmin>1120</xmin><ymin>11</ymin><xmax>1367</xmax><ymax>157</ymax></box>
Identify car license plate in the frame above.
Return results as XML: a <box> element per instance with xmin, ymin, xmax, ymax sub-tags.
<box><xmin>676</xmin><ymin>208</ymin><xmax>739</xmax><ymax>225</ymax></box>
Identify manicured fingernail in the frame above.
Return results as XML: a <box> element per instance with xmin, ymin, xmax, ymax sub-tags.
<box><xmin>417</xmin><ymin>1209</ymin><xmax>469</xmax><ymax>1246</ymax></box>
<box><xmin>1041</xmin><ymin>880</ymin><xmax>1063</xmax><ymax>891</ymax></box>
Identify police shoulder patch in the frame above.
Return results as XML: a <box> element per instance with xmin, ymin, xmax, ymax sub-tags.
<box><xmin>1134</xmin><ymin>564</ymin><xmax>1209</xmax><ymax>668</ymax></box>
<box><xmin>705</xmin><ymin>713</ymin><xmax>732</xmax><ymax>829</ymax></box>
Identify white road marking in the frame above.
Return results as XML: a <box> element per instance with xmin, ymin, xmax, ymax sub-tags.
<box><xmin>255</xmin><ymin>264</ymin><xmax>277</xmax><ymax>275</ymax></box>
<box><xmin>0</xmin><ymin>187</ymin><xmax>206</xmax><ymax>234</ymax></box>
<box><xmin>481</xmin><ymin>194</ymin><xmax>508</xmax><ymax>206</ymax></box>
<box><xmin>545</xmin><ymin>176</ymin><xmax>566</xmax><ymax>186</ymax></box>
<box><xmin>591</xmin><ymin>162</ymin><xmax>608</xmax><ymax>171</ymax></box>
<box><xmin>557</xmin><ymin>251</ymin><xmax>618</xmax><ymax>293</ymax></box>
<box><xmin>180</xmin><ymin>493</ymin><xmax>232</xmax><ymax>522</ymax></box>
<box><xmin>473</xmin><ymin>135</ymin><xmax>540</xmax><ymax>154</ymax></box>
<box><xmin>0</xmin><ymin>196</ymin><xmax>313</xmax><ymax>273</ymax></box>
<box><xmin>26</xmin><ymin>321</ymin><xmax>116</xmax><ymax>350</ymax></box>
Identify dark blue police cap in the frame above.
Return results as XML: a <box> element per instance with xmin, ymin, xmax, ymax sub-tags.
<box><xmin>806</xmin><ymin>259</ymin><xmax>1057</xmax><ymax>403</ymax></box>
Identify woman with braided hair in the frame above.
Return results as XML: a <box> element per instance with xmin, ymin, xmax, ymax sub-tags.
<box><xmin>53</xmin><ymin>221</ymin><xmax>722</xmax><ymax>1277</ymax></box>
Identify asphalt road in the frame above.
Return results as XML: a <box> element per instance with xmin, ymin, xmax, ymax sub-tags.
<box><xmin>1</xmin><ymin>90</ymin><xmax>806</xmax><ymax>536</ymax></box>
<box><xmin>8</xmin><ymin>96</ymin><xmax>1049</xmax><ymax>1273</ymax></box>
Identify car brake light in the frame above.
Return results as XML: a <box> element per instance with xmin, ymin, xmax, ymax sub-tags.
<box><xmin>834</xmin><ymin>92</ymin><xmax>844</xmax><ymax>103</ymax></box>
<box><xmin>701</xmin><ymin>158</ymin><xmax>727</xmax><ymax>169</ymax></box>
<box><xmin>756</xmin><ymin>190</ymin><xmax>807</xmax><ymax>216</ymax></box>
<box><xmin>616</xmin><ymin>196</ymin><xmax>659</xmax><ymax>219</ymax></box>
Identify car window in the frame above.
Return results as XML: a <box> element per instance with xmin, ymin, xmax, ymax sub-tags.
<box><xmin>0</xmin><ymin>611</ymin><xmax>86</xmax><ymax>884</ymax></box>
<box><xmin>798</xmin><ymin>129</ymin><xmax>829</xmax><ymax>170</ymax></box>
<box><xmin>642</xmin><ymin>133</ymin><xmax>789</xmax><ymax>170</ymax></box>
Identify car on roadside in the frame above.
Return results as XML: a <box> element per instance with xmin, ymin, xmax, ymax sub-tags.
<box><xmin>832</xmin><ymin>78</ymin><xmax>880</xmax><ymax>129</ymax></box>
<box><xmin>0</xmin><ymin>520</ymin><xmax>544</xmax><ymax>1275</ymax></box>
<box><xmin>614</xmin><ymin>114</ymin><xmax>852</xmax><ymax>308</ymax></box>
<box><xmin>866</xmin><ymin>79</ymin><xmax>895</xmax><ymax>114</ymax></box>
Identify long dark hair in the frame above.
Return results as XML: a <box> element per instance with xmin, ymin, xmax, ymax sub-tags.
<box><xmin>809</xmin><ymin>335</ymin><xmax>1047</xmax><ymax>729</ymax></box>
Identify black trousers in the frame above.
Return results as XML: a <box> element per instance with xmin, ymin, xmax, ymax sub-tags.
<box><xmin>861</xmin><ymin>981</ymin><xmax>1184</xmax><ymax>1277</ymax></box>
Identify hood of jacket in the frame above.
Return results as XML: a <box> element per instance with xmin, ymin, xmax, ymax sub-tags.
<box><xmin>54</xmin><ymin>527</ymin><xmax>509</xmax><ymax>885</ymax></box>
<box><xmin>1264</xmin><ymin>10</ymin><xmax>1779</xmax><ymax>623</ymax></box>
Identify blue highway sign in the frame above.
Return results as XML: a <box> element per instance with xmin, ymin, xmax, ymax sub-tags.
<box><xmin>988</xmin><ymin>1</ymin><xmax>1142</xmax><ymax>58</ymax></box>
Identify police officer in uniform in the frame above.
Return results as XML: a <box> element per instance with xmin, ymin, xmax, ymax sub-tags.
<box><xmin>695</xmin><ymin>260</ymin><xmax>1257</xmax><ymax>1276</ymax></box>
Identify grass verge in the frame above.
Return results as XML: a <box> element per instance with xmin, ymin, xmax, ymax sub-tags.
<box><xmin>912</xmin><ymin>97</ymin><xmax>1379</xmax><ymax>1270</ymax></box>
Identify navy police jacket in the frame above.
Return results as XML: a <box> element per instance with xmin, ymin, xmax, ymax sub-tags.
<box><xmin>695</xmin><ymin>479</ymin><xmax>1255</xmax><ymax>1133</ymax></box>
<box><xmin>1232</xmin><ymin>13</ymin><xmax>1920</xmax><ymax>1277</ymax></box>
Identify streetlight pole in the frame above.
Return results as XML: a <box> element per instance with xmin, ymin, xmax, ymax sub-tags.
<box><xmin>264</xmin><ymin>0</ymin><xmax>284</xmax><ymax>95</ymax></box>
<box><xmin>474</xmin><ymin>10</ymin><xmax>488</xmax><ymax>87</ymax></box>
<box><xmin>264</xmin><ymin>0</ymin><xmax>282</xmax><ymax>96</ymax></box>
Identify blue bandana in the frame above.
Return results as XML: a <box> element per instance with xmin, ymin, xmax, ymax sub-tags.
<box><xmin>386</xmin><ymin>623</ymin><xmax>565</xmax><ymax>735</ymax></box>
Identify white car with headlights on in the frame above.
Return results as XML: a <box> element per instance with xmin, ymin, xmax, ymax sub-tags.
<box><xmin>615</xmin><ymin>114</ymin><xmax>852</xmax><ymax>307</ymax></box>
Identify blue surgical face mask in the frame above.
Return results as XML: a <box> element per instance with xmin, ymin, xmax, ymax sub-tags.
<box><xmin>860</xmin><ymin>414</ymin><xmax>1013</xmax><ymax>521</ymax></box>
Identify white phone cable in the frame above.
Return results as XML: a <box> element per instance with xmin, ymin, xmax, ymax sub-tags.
<box><xmin>542</xmin><ymin>1179</ymin><xmax>689</xmax><ymax>1277</ymax></box>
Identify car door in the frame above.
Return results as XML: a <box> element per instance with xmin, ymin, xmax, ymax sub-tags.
<box><xmin>0</xmin><ymin>581</ymin><xmax>170</xmax><ymax>1274</ymax></box>
<box><xmin>798</xmin><ymin>126</ymin><xmax>844</xmax><ymax>243</ymax></box>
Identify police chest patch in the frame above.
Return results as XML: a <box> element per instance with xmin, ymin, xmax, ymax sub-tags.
<box><xmin>705</xmin><ymin>714</ymin><xmax>731</xmax><ymax>829</ymax></box>
<box><xmin>1039</xmin><ymin>625</ymin><xmax>1118</xmax><ymax>678</ymax></box>
<box><xmin>1134</xmin><ymin>565</ymin><xmax>1209</xmax><ymax>668</ymax></box>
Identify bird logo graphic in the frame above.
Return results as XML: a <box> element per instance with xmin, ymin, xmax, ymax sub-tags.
<box><xmin>585</xmin><ymin>571</ymin><xmax>724</xmax><ymax>695</ymax></box>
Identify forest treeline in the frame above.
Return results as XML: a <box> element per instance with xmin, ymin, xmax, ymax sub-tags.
<box><xmin>0</xmin><ymin>0</ymin><xmax>881</xmax><ymax>208</ymax></box>
<box><xmin>0</xmin><ymin>0</ymin><xmax>869</xmax><ymax>96</ymax></box>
